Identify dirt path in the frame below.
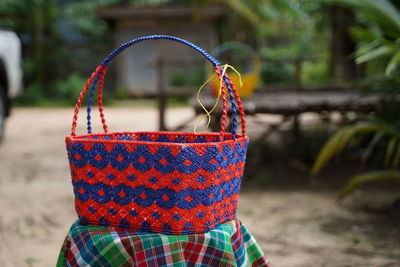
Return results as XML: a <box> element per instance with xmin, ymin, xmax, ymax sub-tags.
<box><xmin>0</xmin><ymin>107</ymin><xmax>399</xmax><ymax>267</ymax></box>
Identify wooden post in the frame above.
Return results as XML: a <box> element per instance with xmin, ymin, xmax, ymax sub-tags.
<box><xmin>293</xmin><ymin>58</ymin><xmax>303</xmax><ymax>143</ymax></box>
<box><xmin>294</xmin><ymin>58</ymin><xmax>303</xmax><ymax>91</ymax></box>
<box><xmin>156</xmin><ymin>58</ymin><xmax>167</xmax><ymax>131</ymax></box>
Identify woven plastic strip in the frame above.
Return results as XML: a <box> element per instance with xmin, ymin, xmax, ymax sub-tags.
<box><xmin>82</xmin><ymin>35</ymin><xmax>246</xmax><ymax>138</ymax></box>
<box><xmin>66</xmin><ymin>35</ymin><xmax>249</xmax><ymax>235</ymax></box>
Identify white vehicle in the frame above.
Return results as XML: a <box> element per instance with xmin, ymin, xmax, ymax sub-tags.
<box><xmin>0</xmin><ymin>30</ymin><xmax>23</xmax><ymax>141</ymax></box>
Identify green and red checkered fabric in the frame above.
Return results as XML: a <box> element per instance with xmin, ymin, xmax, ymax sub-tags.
<box><xmin>57</xmin><ymin>219</ymin><xmax>270</xmax><ymax>266</ymax></box>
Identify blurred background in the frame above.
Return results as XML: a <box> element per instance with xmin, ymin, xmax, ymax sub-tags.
<box><xmin>0</xmin><ymin>0</ymin><xmax>400</xmax><ymax>266</ymax></box>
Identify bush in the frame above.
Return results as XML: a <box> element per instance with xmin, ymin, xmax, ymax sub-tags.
<box><xmin>261</xmin><ymin>63</ymin><xmax>294</xmax><ymax>85</ymax></box>
<box><xmin>16</xmin><ymin>73</ymin><xmax>87</xmax><ymax>106</ymax></box>
<box><xmin>51</xmin><ymin>73</ymin><xmax>87</xmax><ymax>100</ymax></box>
<box><xmin>302</xmin><ymin>60</ymin><xmax>329</xmax><ymax>85</ymax></box>
<box><xmin>169</xmin><ymin>67</ymin><xmax>206</xmax><ymax>87</ymax></box>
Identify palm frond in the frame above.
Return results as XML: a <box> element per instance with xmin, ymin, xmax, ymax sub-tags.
<box><xmin>331</xmin><ymin>0</ymin><xmax>400</xmax><ymax>31</ymax></box>
<box><xmin>224</xmin><ymin>0</ymin><xmax>271</xmax><ymax>28</ymax></box>
<box><xmin>384</xmin><ymin>137</ymin><xmax>397</xmax><ymax>167</ymax></box>
<box><xmin>329</xmin><ymin>0</ymin><xmax>400</xmax><ymax>76</ymax></box>
<box><xmin>355</xmin><ymin>45</ymin><xmax>392</xmax><ymax>64</ymax></box>
<box><xmin>338</xmin><ymin>170</ymin><xmax>400</xmax><ymax>200</ymax></box>
<box><xmin>349</xmin><ymin>26</ymin><xmax>380</xmax><ymax>43</ymax></box>
<box><xmin>364</xmin><ymin>0</ymin><xmax>400</xmax><ymax>32</ymax></box>
<box><xmin>391</xmin><ymin>142</ymin><xmax>400</xmax><ymax>168</ymax></box>
<box><xmin>386</xmin><ymin>51</ymin><xmax>400</xmax><ymax>75</ymax></box>
<box><xmin>361</xmin><ymin>132</ymin><xmax>384</xmax><ymax>164</ymax></box>
<box><xmin>311</xmin><ymin>123</ymin><xmax>394</xmax><ymax>175</ymax></box>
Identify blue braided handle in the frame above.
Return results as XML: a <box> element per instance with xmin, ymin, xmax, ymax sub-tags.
<box><xmin>86</xmin><ymin>35</ymin><xmax>239</xmax><ymax>137</ymax></box>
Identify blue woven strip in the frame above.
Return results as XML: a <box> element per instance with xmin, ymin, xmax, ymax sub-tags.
<box><xmin>222</xmin><ymin>72</ymin><xmax>238</xmax><ymax>136</ymax></box>
<box><xmin>86</xmin><ymin>74</ymin><xmax>101</xmax><ymax>133</ymax></box>
<box><xmin>86</xmin><ymin>35</ymin><xmax>238</xmax><ymax>137</ymax></box>
<box><xmin>100</xmin><ymin>35</ymin><xmax>220</xmax><ymax>67</ymax></box>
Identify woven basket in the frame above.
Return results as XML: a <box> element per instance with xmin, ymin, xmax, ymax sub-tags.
<box><xmin>66</xmin><ymin>35</ymin><xmax>248</xmax><ymax>235</ymax></box>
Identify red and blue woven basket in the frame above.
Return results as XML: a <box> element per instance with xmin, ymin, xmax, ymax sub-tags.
<box><xmin>66</xmin><ymin>35</ymin><xmax>248</xmax><ymax>235</ymax></box>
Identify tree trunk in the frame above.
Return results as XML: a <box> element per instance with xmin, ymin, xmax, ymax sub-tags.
<box><xmin>328</xmin><ymin>5</ymin><xmax>362</xmax><ymax>82</ymax></box>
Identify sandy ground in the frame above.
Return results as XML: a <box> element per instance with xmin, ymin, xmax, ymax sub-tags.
<box><xmin>0</xmin><ymin>107</ymin><xmax>399</xmax><ymax>267</ymax></box>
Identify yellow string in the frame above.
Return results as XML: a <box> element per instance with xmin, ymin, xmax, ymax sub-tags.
<box><xmin>225</xmin><ymin>64</ymin><xmax>243</xmax><ymax>87</ymax></box>
<box><xmin>194</xmin><ymin>64</ymin><xmax>243</xmax><ymax>133</ymax></box>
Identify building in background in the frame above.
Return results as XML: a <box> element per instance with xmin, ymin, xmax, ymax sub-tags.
<box><xmin>98</xmin><ymin>4</ymin><xmax>225</xmax><ymax>96</ymax></box>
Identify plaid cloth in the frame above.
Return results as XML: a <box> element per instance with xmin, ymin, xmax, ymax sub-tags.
<box><xmin>57</xmin><ymin>219</ymin><xmax>270</xmax><ymax>266</ymax></box>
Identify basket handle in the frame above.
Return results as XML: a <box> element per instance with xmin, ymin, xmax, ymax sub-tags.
<box><xmin>71</xmin><ymin>35</ymin><xmax>246</xmax><ymax>138</ymax></box>
<box><xmin>88</xmin><ymin>36</ymin><xmax>245</xmax><ymax>137</ymax></box>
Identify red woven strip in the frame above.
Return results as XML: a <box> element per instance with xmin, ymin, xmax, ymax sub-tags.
<box><xmin>72</xmin><ymin>65</ymin><xmax>244</xmax><ymax>137</ymax></box>
<box><xmin>97</xmin><ymin>67</ymin><xmax>108</xmax><ymax>133</ymax></box>
<box><xmin>215</xmin><ymin>66</ymin><xmax>247</xmax><ymax>137</ymax></box>
<box><xmin>74</xmin><ymin>195</ymin><xmax>239</xmax><ymax>234</ymax></box>
<box><xmin>69</xmin><ymin>159</ymin><xmax>245</xmax><ymax>189</ymax></box>
<box><xmin>226</xmin><ymin>76</ymin><xmax>246</xmax><ymax>137</ymax></box>
<box><xmin>71</xmin><ymin>65</ymin><xmax>105</xmax><ymax>136</ymax></box>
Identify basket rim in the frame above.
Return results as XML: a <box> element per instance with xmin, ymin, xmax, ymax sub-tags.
<box><xmin>66</xmin><ymin>131</ymin><xmax>249</xmax><ymax>147</ymax></box>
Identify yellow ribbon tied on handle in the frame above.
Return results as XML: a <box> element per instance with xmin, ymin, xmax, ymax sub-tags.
<box><xmin>194</xmin><ymin>64</ymin><xmax>243</xmax><ymax>133</ymax></box>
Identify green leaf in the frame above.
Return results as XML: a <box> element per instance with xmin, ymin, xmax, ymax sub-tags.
<box><xmin>311</xmin><ymin>126</ymin><xmax>353</xmax><ymax>175</ymax></box>
<box><xmin>338</xmin><ymin>170</ymin><xmax>400</xmax><ymax>200</ymax></box>
<box><xmin>364</xmin><ymin>0</ymin><xmax>400</xmax><ymax>32</ymax></box>
<box><xmin>391</xmin><ymin>142</ymin><xmax>400</xmax><ymax>168</ymax></box>
<box><xmin>330</xmin><ymin>0</ymin><xmax>400</xmax><ymax>76</ymax></box>
<box><xmin>349</xmin><ymin>26</ymin><xmax>380</xmax><ymax>43</ymax></box>
<box><xmin>224</xmin><ymin>0</ymin><xmax>271</xmax><ymax>28</ymax></box>
<box><xmin>326</xmin><ymin>0</ymin><xmax>363</xmax><ymax>9</ymax></box>
<box><xmin>384</xmin><ymin>137</ymin><xmax>397</xmax><ymax>167</ymax></box>
<box><xmin>356</xmin><ymin>41</ymin><xmax>381</xmax><ymax>55</ymax></box>
<box><xmin>332</xmin><ymin>0</ymin><xmax>400</xmax><ymax>31</ymax></box>
<box><xmin>311</xmin><ymin>123</ymin><xmax>391</xmax><ymax>175</ymax></box>
<box><xmin>385</xmin><ymin>51</ymin><xmax>400</xmax><ymax>75</ymax></box>
<box><xmin>356</xmin><ymin>45</ymin><xmax>392</xmax><ymax>64</ymax></box>
<box><xmin>361</xmin><ymin>132</ymin><xmax>383</xmax><ymax>164</ymax></box>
